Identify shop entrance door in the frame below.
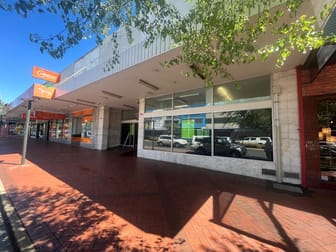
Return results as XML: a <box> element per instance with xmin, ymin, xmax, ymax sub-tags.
<box><xmin>121</xmin><ymin>123</ymin><xmax>138</xmax><ymax>148</ymax></box>
<box><xmin>317</xmin><ymin>98</ymin><xmax>336</xmax><ymax>185</ymax></box>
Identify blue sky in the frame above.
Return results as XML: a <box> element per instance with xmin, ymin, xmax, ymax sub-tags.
<box><xmin>0</xmin><ymin>9</ymin><xmax>96</xmax><ymax>104</ymax></box>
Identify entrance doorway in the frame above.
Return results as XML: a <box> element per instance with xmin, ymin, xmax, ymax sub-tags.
<box><xmin>121</xmin><ymin>123</ymin><xmax>138</xmax><ymax>148</ymax></box>
<box><xmin>318</xmin><ymin>98</ymin><xmax>336</xmax><ymax>184</ymax></box>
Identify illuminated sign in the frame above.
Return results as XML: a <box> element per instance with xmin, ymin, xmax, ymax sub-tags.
<box><xmin>32</xmin><ymin>66</ymin><xmax>60</xmax><ymax>83</ymax></box>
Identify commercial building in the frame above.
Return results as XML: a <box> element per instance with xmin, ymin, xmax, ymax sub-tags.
<box><xmin>3</xmin><ymin>0</ymin><xmax>336</xmax><ymax>189</ymax></box>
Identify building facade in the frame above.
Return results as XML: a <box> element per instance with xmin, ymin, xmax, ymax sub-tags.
<box><xmin>3</xmin><ymin>0</ymin><xmax>336</xmax><ymax>189</ymax></box>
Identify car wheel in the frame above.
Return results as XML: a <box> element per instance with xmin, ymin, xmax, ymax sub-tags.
<box><xmin>174</xmin><ymin>142</ymin><xmax>181</xmax><ymax>148</ymax></box>
<box><xmin>231</xmin><ymin>151</ymin><xmax>241</xmax><ymax>158</ymax></box>
<box><xmin>157</xmin><ymin>141</ymin><xmax>162</xmax><ymax>146</ymax></box>
<box><xmin>196</xmin><ymin>147</ymin><xmax>206</xmax><ymax>155</ymax></box>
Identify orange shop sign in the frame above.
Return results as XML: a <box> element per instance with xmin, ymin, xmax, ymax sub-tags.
<box><xmin>32</xmin><ymin>66</ymin><xmax>60</xmax><ymax>83</ymax></box>
<box><xmin>33</xmin><ymin>84</ymin><xmax>56</xmax><ymax>99</ymax></box>
<box><xmin>22</xmin><ymin>111</ymin><xmax>66</xmax><ymax>120</ymax></box>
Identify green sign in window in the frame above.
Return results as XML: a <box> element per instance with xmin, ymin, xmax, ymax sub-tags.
<box><xmin>182</xmin><ymin>119</ymin><xmax>194</xmax><ymax>138</ymax></box>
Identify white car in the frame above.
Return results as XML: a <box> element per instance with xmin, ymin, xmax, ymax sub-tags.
<box><xmin>240</xmin><ymin>137</ymin><xmax>272</xmax><ymax>148</ymax></box>
<box><xmin>157</xmin><ymin>135</ymin><xmax>188</xmax><ymax>147</ymax></box>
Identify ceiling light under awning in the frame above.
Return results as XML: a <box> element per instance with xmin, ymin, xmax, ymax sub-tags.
<box><xmin>123</xmin><ymin>104</ymin><xmax>136</xmax><ymax>109</ymax></box>
<box><xmin>101</xmin><ymin>90</ymin><xmax>123</xmax><ymax>99</ymax></box>
<box><xmin>138</xmin><ymin>79</ymin><xmax>159</xmax><ymax>91</ymax></box>
<box><xmin>76</xmin><ymin>99</ymin><xmax>96</xmax><ymax>105</ymax></box>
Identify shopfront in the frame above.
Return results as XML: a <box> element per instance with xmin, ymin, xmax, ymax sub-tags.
<box><xmin>138</xmin><ymin>75</ymin><xmax>283</xmax><ymax>182</ymax></box>
<box><xmin>300</xmin><ymin>63</ymin><xmax>336</xmax><ymax>188</ymax></box>
<box><xmin>71</xmin><ymin>108</ymin><xmax>94</xmax><ymax>145</ymax></box>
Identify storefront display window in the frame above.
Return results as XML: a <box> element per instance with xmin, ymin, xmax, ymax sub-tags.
<box><xmin>214</xmin><ymin>109</ymin><xmax>273</xmax><ymax>160</ymax></box>
<box><xmin>173</xmin><ymin>88</ymin><xmax>210</xmax><ymax>109</ymax></box>
<box><xmin>30</xmin><ymin>123</ymin><xmax>37</xmax><ymax>138</ymax></box>
<box><xmin>145</xmin><ymin>94</ymin><xmax>172</xmax><ymax>112</ymax></box>
<box><xmin>63</xmin><ymin>118</ymin><xmax>69</xmax><ymax>140</ymax></box>
<box><xmin>213</xmin><ymin>75</ymin><xmax>270</xmax><ymax>105</ymax></box>
<box><xmin>173</xmin><ymin>113</ymin><xmax>212</xmax><ymax>155</ymax></box>
<box><xmin>49</xmin><ymin>119</ymin><xmax>69</xmax><ymax>140</ymax></box>
<box><xmin>144</xmin><ymin>116</ymin><xmax>172</xmax><ymax>151</ymax></box>
<box><xmin>143</xmin><ymin>76</ymin><xmax>273</xmax><ymax>161</ymax></box>
<box><xmin>71</xmin><ymin>109</ymin><xmax>94</xmax><ymax>144</ymax></box>
<box><xmin>81</xmin><ymin>116</ymin><xmax>93</xmax><ymax>138</ymax></box>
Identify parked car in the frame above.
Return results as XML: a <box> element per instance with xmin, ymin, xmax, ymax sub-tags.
<box><xmin>157</xmin><ymin>135</ymin><xmax>188</xmax><ymax>147</ymax></box>
<box><xmin>191</xmin><ymin>136</ymin><xmax>247</xmax><ymax>157</ymax></box>
<box><xmin>239</xmin><ymin>136</ymin><xmax>272</xmax><ymax>148</ymax></box>
<box><xmin>320</xmin><ymin>141</ymin><xmax>336</xmax><ymax>157</ymax></box>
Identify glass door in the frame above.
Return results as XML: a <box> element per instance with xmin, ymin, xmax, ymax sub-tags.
<box><xmin>318</xmin><ymin>99</ymin><xmax>336</xmax><ymax>183</ymax></box>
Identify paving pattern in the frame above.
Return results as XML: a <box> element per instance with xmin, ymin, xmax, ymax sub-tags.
<box><xmin>0</xmin><ymin>137</ymin><xmax>336</xmax><ymax>251</ymax></box>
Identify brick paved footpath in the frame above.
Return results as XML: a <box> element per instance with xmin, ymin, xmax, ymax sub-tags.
<box><xmin>0</xmin><ymin>136</ymin><xmax>335</xmax><ymax>251</ymax></box>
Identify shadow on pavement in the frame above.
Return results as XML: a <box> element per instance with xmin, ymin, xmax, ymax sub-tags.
<box><xmin>1</xmin><ymin>137</ymin><xmax>336</xmax><ymax>251</ymax></box>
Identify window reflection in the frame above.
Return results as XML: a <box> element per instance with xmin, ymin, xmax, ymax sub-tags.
<box><xmin>214</xmin><ymin>75</ymin><xmax>270</xmax><ymax>105</ymax></box>
<box><xmin>144</xmin><ymin>116</ymin><xmax>172</xmax><ymax>151</ymax></box>
<box><xmin>174</xmin><ymin>88</ymin><xmax>210</xmax><ymax>109</ymax></box>
<box><xmin>214</xmin><ymin>109</ymin><xmax>273</xmax><ymax>161</ymax></box>
<box><xmin>173</xmin><ymin>113</ymin><xmax>212</xmax><ymax>155</ymax></box>
<box><xmin>145</xmin><ymin>95</ymin><xmax>172</xmax><ymax>112</ymax></box>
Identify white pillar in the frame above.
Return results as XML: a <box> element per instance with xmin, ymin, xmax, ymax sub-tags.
<box><xmin>137</xmin><ymin>99</ymin><xmax>145</xmax><ymax>156</ymax></box>
<box><xmin>96</xmin><ymin>105</ymin><xmax>110</xmax><ymax>150</ymax></box>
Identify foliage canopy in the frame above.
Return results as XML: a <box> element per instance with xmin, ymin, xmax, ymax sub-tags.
<box><xmin>2</xmin><ymin>0</ymin><xmax>336</xmax><ymax>85</ymax></box>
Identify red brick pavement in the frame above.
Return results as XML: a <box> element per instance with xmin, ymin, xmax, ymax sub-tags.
<box><xmin>0</xmin><ymin>136</ymin><xmax>336</xmax><ymax>251</ymax></box>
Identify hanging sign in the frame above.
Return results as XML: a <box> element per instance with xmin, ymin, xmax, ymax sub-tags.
<box><xmin>33</xmin><ymin>83</ymin><xmax>56</xmax><ymax>99</ymax></box>
<box><xmin>32</xmin><ymin>66</ymin><xmax>60</xmax><ymax>83</ymax></box>
<box><xmin>22</xmin><ymin>111</ymin><xmax>66</xmax><ymax>120</ymax></box>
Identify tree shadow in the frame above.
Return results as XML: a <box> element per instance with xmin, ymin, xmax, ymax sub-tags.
<box><xmin>1</xmin><ymin>137</ymin><xmax>336</xmax><ymax>251</ymax></box>
<box><xmin>7</xmin><ymin>186</ymin><xmax>185</xmax><ymax>251</ymax></box>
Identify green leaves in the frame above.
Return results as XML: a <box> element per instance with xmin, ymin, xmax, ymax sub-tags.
<box><xmin>3</xmin><ymin>0</ymin><xmax>336</xmax><ymax>85</ymax></box>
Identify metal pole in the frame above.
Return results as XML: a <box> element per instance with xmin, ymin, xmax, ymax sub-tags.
<box><xmin>21</xmin><ymin>100</ymin><xmax>32</xmax><ymax>165</ymax></box>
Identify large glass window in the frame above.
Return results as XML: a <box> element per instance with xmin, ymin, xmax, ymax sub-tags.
<box><xmin>214</xmin><ymin>75</ymin><xmax>270</xmax><ymax>105</ymax></box>
<box><xmin>72</xmin><ymin>112</ymin><xmax>93</xmax><ymax>144</ymax></box>
<box><xmin>214</xmin><ymin>108</ymin><xmax>273</xmax><ymax>161</ymax></box>
<box><xmin>173</xmin><ymin>113</ymin><xmax>212</xmax><ymax>155</ymax></box>
<box><xmin>50</xmin><ymin>119</ymin><xmax>69</xmax><ymax>140</ymax></box>
<box><xmin>173</xmin><ymin>88</ymin><xmax>210</xmax><ymax>109</ymax></box>
<box><xmin>81</xmin><ymin>115</ymin><xmax>93</xmax><ymax>138</ymax></box>
<box><xmin>145</xmin><ymin>94</ymin><xmax>172</xmax><ymax>112</ymax></box>
<box><xmin>144</xmin><ymin>116</ymin><xmax>172</xmax><ymax>151</ymax></box>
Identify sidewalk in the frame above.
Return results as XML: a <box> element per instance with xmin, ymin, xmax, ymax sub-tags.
<box><xmin>0</xmin><ymin>136</ymin><xmax>336</xmax><ymax>251</ymax></box>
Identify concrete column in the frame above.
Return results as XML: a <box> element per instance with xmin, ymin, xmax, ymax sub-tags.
<box><xmin>95</xmin><ymin>105</ymin><xmax>110</xmax><ymax>150</ymax></box>
<box><xmin>108</xmin><ymin>109</ymin><xmax>122</xmax><ymax>148</ymax></box>
<box><xmin>137</xmin><ymin>99</ymin><xmax>145</xmax><ymax>156</ymax></box>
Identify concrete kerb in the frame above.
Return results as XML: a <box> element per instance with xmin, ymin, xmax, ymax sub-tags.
<box><xmin>0</xmin><ymin>179</ymin><xmax>35</xmax><ymax>252</ymax></box>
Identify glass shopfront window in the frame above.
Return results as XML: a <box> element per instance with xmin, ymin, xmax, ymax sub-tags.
<box><xmin>214</xmin><ymin>108</ymin><xmax>273</xmax><ymax>161</ymax></box>
<box><xmin>71</xmin><ymin>109</ymin><xmax>94</xmax><ymax>144</ymax></box>
<box><xmin>143</xmin><ymin>75</ymin><xmax>273</xmax><ymax>161</ymax></box>
<box><xmin>173</xmin><ymin>113</ymin><xmax>212</xmax><ymax>155</ymax></box>
<box><xmin>145</xmin><ymin>94</ymin><xmax>172</xmax><ymax>112</ymax></box>
<box><xmin>63</xmin><ymin>118</ymin><xmax>69</xmax><ymax>140</ymax></box>
<box><xmin>81</xmin><ymin>115</ymin><xmax>93</xmax><ymax>138</ymax></box>
<box><xmin>173</xmin><ymin>88</ymin><xmax>210</xmax><ymax>109</ymax></box>
<box><xmin>50</xmin><ymin>119</ymin><xmax>69</xmax><ymax>140</ymax></box>
<box><xmin>214</xmin><ymin>75</ymin><xmax>270</xmax><ymax>105</ymax></box>
<box><xmin>144</xmin><ymin>116</ymin><xmax>172</xmax><ymax>151</ymax></box>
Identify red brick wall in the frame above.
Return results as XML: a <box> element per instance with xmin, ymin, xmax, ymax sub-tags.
<box><xmin>303</xmin><ymin>64</ymin><xmax>336</xmax><ymax>97</ymax></box>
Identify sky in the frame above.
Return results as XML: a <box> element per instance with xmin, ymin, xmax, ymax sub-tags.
<box><xmin>0</xmin><ymin>8</ymin><xmax>97</xmax><ymax>104</ymax></box>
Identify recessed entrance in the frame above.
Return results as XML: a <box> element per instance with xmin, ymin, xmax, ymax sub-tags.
<box><xmin>120</xmin><ymin>122</ymin><xmax>138</xmax><ymax>148</ymax></box>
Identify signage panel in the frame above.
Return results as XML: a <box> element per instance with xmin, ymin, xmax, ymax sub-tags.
<box><xmin>33</xmin><ymin>84</ymin><xmax>56</xmax><ymax>99</ymax></box>
<box><xmin>22</xmin><ymin>111</ymin><xmax>66</xmax><ymax>120</ymax></box>
<box><xmin>32</xmin><ymin>66</ymin><xmax>60</xmax><ymax>83</ymax></box>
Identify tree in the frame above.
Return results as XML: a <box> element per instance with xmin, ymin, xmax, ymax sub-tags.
<box><xmin>0</xmin><ymin>98</ymin><xmax>5</xmax><ymax>115</ymax></box>
<box><xmin>2</xmin><ymin>0</ymin><xmax>336</xmax><ymax>85</ymax></box>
